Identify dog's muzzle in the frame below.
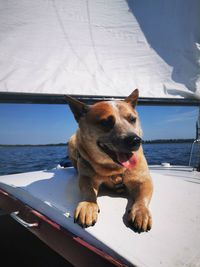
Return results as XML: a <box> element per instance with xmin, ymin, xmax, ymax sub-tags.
<box><xmin>111</xmin><ymin>133</ymin><xmax>142</xmax><ymax>153</ymax></box>
<box><xmin>97</xmin><ymin>133</ymin><xmax>142</xmax><ymax>169</ymax></box>
<box><xmin>123</xmin><ymin>134</ymin><xmax>142</xmax><ymax>151</ymax></box>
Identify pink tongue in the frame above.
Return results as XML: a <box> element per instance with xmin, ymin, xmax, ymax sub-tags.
<box><xmin>117</xmin><ymin>153</ymin><xmax>137</xmax><ymax>169</ymax></box>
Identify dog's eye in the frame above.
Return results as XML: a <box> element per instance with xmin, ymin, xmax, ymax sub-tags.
<box><xmin>129</xmin><ymin>115</ymin><xmax>136</xmax><ymax>124</ymax></box>
<box><xmin>99</xmin><ymin>115</ymin><xmax>115</xmax><ymax>130</ymax></box>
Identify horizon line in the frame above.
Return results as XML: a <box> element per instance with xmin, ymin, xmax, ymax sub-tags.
<box><xmin>0</xmin><ymin>138</ymin><xmax>195</xmax><ymax>147</ymax></box>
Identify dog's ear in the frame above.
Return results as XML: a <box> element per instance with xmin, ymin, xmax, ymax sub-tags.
<box><xmin>64</xmin><ymin>95</ymin><xmax>89</xmax><ymax>122</ymax></box>
<box><xmin>124</xmin><ymin>89</ymin><xmax>139</xmax><ymax>107</ymax></box>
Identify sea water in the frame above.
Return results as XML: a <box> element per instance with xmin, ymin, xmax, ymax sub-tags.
<box><xmin>0</xmin><ymin>143</ymin><xmax>192</xmax><ymax>175</ymax></box>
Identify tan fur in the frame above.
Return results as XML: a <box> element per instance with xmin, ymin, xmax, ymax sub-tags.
<box><xmin>65</xmin><ymin>89</ymin><xmax>153</xmax><ymax>233</ymax></box>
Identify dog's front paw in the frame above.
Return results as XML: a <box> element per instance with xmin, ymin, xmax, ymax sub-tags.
<box><xmin>128</xmin><ymin>205</ymin><xmax>152</xmax><ymax>233</ymax></box>
<box><xmin>74</xmin><ymin>201</ymin><xmax>100</xmax><ymax>228</ymax></box>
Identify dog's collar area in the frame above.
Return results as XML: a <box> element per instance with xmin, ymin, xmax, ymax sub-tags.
<box><xmin>114</xmin><ymin>183</ymin><xmax>126</xmax><ymax>193</ymax></box>
<box><xmin>110</xmin><ymin>174</ymin><xmax>126</xmax><ymax>193</ymax></box>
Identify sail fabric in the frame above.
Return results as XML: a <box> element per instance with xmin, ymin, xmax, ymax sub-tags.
<box><xmin>0</xmin><ymin>0</ymin><xmax>199</xmax><ymax>99</ymax></box>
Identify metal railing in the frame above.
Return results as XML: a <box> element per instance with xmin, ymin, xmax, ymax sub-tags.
<box><xmin>189</xmin><ymin>139</ymin><xmax>200</xmax><ymax>170</ymax></box>
<box><xmin>1</xmin><ymin>92</ymin><xmax>200</xmax><ymax>106</ymax></box>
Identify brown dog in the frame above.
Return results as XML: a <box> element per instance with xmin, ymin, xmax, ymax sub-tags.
<box><xmin>65</xmin><ymin>89</ymin><xmax>153</xmax><ymax>233</ymax></box>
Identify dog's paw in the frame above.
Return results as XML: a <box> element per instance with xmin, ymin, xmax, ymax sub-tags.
<box><xmin>128</xmin><ymin>205</ymin><xmax>152</xmax><ymax>233</ymax></box>
<box><xmin>74</xmin><ymin>201</ymin><xmax>100</xmax><ymax>228</ymax></box>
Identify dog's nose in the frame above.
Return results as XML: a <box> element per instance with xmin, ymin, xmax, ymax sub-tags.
<box><xmin>124</xmin><ymin>134</ymin><xmax>142</xmax><ymax>151</ymax></box>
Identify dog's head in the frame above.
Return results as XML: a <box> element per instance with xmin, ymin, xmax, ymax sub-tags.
<box><xmin>65</xmin><ymin>89</ymin><xmax>142</xmax><ymax>169</ymax></box>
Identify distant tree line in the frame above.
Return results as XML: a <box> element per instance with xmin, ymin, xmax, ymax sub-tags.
<box><xmin>0</xmin><ymin>139</ymin><xmax>195</xmax><ymax>147</ymax></box>
<box><xmin>143</xmin><ymin>139</ymin><xmax>194</xmax><ymax>144</ymax></box>
<box><xmin>0</xmin><ymin>143</ymin><xmax>67</xmax><ymax>147</ymax></box>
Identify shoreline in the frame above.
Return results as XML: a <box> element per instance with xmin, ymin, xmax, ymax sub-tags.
<box><xmin>0</xmin><ymin>139</ymin><xmax>194</xmax><ymax>147</ymax></box>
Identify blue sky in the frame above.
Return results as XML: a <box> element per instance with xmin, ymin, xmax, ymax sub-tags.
<box><xmin>0</xmin><ymin>103</ymin><xmax>198</xmax><ymax>145</ymax></box>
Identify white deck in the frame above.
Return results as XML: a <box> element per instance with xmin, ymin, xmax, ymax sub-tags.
<box><xmin>0</xmin><ymin>166</ymin><xmax>200</xmax><ymax>267</ymax></box>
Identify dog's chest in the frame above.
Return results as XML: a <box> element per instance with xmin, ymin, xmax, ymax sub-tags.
<box><xmin>104</xmin><ymin>174</ymin><xmax>126</xmax><ymax>193</ymax></box>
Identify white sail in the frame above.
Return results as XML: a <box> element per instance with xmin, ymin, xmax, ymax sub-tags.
<box><xmin>0</xmin><ymin>0</ymin><xmax>199</xmax><ymax>99</ymax></box>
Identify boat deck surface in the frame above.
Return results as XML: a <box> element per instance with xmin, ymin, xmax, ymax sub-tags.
<box><xmin>0</xmin><ymin>166</ymin><xmax>200</xmax><ymax>267</ymax></box>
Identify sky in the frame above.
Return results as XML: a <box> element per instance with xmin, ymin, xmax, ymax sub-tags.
<box><xmin>0</xmin><ymin>103</ymin><xmax>199</xmax><ymax>145</ymax></box>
